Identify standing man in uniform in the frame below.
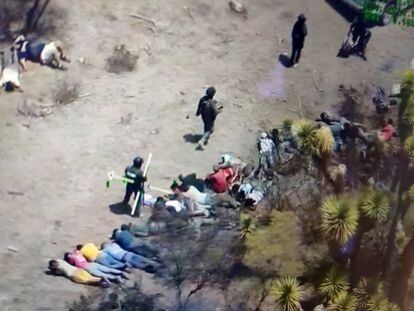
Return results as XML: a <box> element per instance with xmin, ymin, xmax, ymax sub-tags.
<box><xmin>122</xmin><ymin>157</ymin><xmax>146</xmax><ymax>207</ymax></box>
<box><xmin>290</xmin><ymin>14</ymin><xmax>308</xmax><ymax>67</ymax></box>
<box><xmin>196</xmin><ymin>86</ymin><xmax>223</xmax><ymax>150</ymax></box>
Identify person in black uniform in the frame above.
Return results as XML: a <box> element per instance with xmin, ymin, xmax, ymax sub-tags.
<box><xmin>290</xmin><ymin>14</ymin><xmax>308</xmax><ymax>67</ymax></box>
<box><xmin>122</xmin><ymin>157</ymin><xmax>146</xmax><ymax>206</ymax></box>
<box><xmin>196</xmin><ymin>86</ymin><xmax>223</xmax><ymax>150</ymax></box>
<box><xmin>349</xmin><ymin>14</ymin><xmax>371</xmax><ymax>60</ymax></box>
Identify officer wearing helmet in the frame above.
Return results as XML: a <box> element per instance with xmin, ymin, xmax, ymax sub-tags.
<box><xmin>122</xmin><ymin>157</ymin><xmax>147</xmax><ymax>206</ymax></box>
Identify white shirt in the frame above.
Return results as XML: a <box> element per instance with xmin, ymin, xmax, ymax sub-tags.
<box><xmin>56</xmin><ymin>259</ymin><xmax>77</xmax><ymax>277</ymax></box>
<box><xmin>166</xmin><ymin>200</ymin><xmax>184</xmax><ymax>213</ymax></box>
<box><xmin>40</xmin><ymin>42</ymin><xmax>58</xmax><ymax>63</ymax></box>
<box><xmin>0</xmin><ymin>67</ymin><xmax>20</xmax><ymax>87</ymax></box>
<box><xmin>259</xmin><ymin>138</ymin><xmax>275</xmax><ymax>154</ymax></box>
<box><xmin>183</xmin><ymin>186</ymin><xmax>208</xmax><ymax>205</ymax></box>
<box><xmin>246</xmin><ymin>190</ymin><xmax>264</xmax><ymax>205</ymax></box>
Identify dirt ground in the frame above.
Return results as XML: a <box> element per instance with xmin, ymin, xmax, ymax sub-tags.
<box><xmin>0</xmin><ymin>0</ymin><xmax>413</xmax><ymax>310</ymax></box>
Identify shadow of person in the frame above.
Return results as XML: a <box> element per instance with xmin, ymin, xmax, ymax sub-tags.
<box><xmin>109</xmin><ymin>202</ymin><xmax>130</xmax><ymax>215</ymax></box>
<box><xmin>278</xmin><ymin>53</ymin><xmax>292</xmax><ymax>68</ymax></box>
<box><xmin>183</xmin><ymin>133</ymin><xmax>203</xmax><ymax>144</ymax></box>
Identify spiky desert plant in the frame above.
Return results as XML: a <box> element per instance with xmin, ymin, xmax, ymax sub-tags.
<box><xmin>283</xmin><ymin>119</ymin><xmax>294</xmax><ymax>130</ymax></box>
<box><xmin>321</xmin><ymin>196</ymin><xmax>359</xmax><ymax>244</ymax></box>
<box><xmin>239</xmin><ymin>215</ymin><xmax>254</xmax><ymax>240</ymax></box>
<box><xmin>359</xmin><ymin>189</ymin><xmax>390</xmax><ymax>223</ymax></box>
<box><xmin>367</xmin><ymin>283</ymin><xmax>388</xmax><ymax>311</ymax></box>
<box><xmin>327</xmin><ymin>292</ymin><xmax>357</xmax><ymax>311</ymax></box>
<box><xmin>404</xmin><ymin>134</ymin><xmax>414</xmax><ymax>158</ymax></box>
<box><xmin>293</xmin><ymin>119</ymin><xmax>316</xmax><ymax>155</ymax></box>
<box><xmin>353</xmin><ymin>278</ymin><xmax>371</xmax><ymax>310</ymax></box>
<box><xmin>272</xmin><ymin>276</ymin><xmax>304</xmax><ymax>311</ymax></box>
<box><xmin>313</xmin><ymin>125</ymin><xmax>335</xmax><ymax>158</ymax></box>
<box><xmin>400</xmin><ymin>70</ymin><xmax>414</xmax><ymax>138</ymax></box>
<box><xmin>318</xmin><ymin>268</ymin><xmax>350</xmax><ymax>301</ymax></box>
<box><xmin>381</xmin><ymin>303</ymin><xmax>400</xmax><ymax>311</ymax></box>
<box><xmin>404</xmin><ymin>184</ymin><xmax>414</xmax><ymax>202</ymax></box>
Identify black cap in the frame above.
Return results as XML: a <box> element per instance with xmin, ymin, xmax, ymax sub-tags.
<box><xmin>133</xmin><ymin>157</ymin><xmax>143</xmax><ymax>167</ymax></box>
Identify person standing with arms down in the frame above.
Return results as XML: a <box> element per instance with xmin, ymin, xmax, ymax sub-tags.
<box><xmin>122</xmin><ymin>157</ymin><xmax>147</xmax><ymax>207</ymax></box>
<box><xmin>290</xmin><ymin>14</ymin><xmax>308</xmax><ymax>67</ymax></box>
<box><xmin>196</xmin><ymin>86</ymin><xmax>223</xmax><ymax>150</ymax></box>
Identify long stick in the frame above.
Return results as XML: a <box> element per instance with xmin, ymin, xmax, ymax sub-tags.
<box><xmin>148</xmin><ymin>184</ymin><xmax>173</xmax><ymax>195</ymax></box>
<box><xmin>130</xmin><ymin>13</ymin><xmax>158</xmax><ymax>28</ymax></box>
<box><xmin>131</xmin><ymin>153</ymin><xmax>152</xmax><ymax>216</ymax></box>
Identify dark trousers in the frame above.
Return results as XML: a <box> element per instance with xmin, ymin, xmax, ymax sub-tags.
<box><xmin>290</xmin><ymin>45</ymin><xmax>302</xmax><ymax>64</ymax></box>
<box><xmin>199</xmin><ymin>120</ymin><xmax>215</xmax><ymax>145</ymax></box>
<box><xmin>123</xmin><ymin>183</ymin><xmax>139</xmax><ymax>205</ymax></box>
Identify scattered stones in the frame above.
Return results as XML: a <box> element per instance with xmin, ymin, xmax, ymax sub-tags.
<box><xmin>77</xmin><ymin>56</ymin><xmax>86</xmax><ymax>64</ymax></box>
<box><xmin>229</xmin><ymin>1</ymin><xmax>248</xmax><ymax>19</ymax></box>
<box><xmin>18</xmin><ymin>98</ymin><xmax>54</xmax><ymax>117</ymax></box>
<box><xmin>7</xmin><ymin>246</ymin><xmax>18</xmax><ymax>252</ymax></box>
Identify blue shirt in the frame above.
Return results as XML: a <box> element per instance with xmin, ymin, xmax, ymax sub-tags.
<box><xmin>114</xmin><ymin>230</ymin><xmax>134</xmax><ymax>249</ymax></box>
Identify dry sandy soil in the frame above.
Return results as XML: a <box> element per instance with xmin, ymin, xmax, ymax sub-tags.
<box><xmin>0</xmin><ymin>0</ymin><xmax>413</xmax><ymax>310</ymax></box>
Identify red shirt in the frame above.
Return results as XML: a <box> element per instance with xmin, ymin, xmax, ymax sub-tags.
<box><xmin>379</xmin><ymin>124</ymin><xmax>395</xmax><ymax>141</ymax></box>
<box><xmin>207</xmin><ymin>168</ymin><xmax>235</xmax><ymax>193</ymax></box>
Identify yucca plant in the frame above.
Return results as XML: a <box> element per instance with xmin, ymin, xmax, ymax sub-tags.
<box><xmin>404</xmin><ymin>184</ymin><xmax>414</xmax><ymax>202</ymax></box>
<box><xmin>404</xmin><ymin>134</ymin><xmax>414</xmax><ymax>158</ymax></box>
<box><xmin>283</xmin><ymin>119</ymin><xmax>294</xmax><ymax>130</ymax></box>
<box><xmin>400</xmin><ymin>70</ymin><xmax>414</xmax><ymax>139</ymax></box>
<box><xmin>359</xmin><ymin>189</ymin><xmax>390</xmax><ymax>223</ymax></box>
<box><xmin>313</xmin><ymin>125</ymin><xmax>335</xmax><ymax>158</ymax></box>
<box><xmin>272</xmin><ymin>276</ymin><xmax>304</xmax><ymax>311</ymax></box>
<box><xmin>327</xmin><ymin>292</ymin><xmax>357</xmax><ymax>311</ymax></box>
<box><xmin>321</xmin><ymin>196</ymin><xmax>359</xmax><ymax>244</ymax></box>
<box><xmin>318</xmin><ymin>268</ymin><xmax>350</xmax><ymax>301</ymax></box>
<box><xmin>381</xmin><ymin>302</ymin><xmax>400</xmax><ymax>311</ymax></box>
<box><xmin>239</xmin><ymin>215</ymin><xmax>254</xmax><ymax>240</ymax></box>
<box><xmin>367</xmin><ymin>283</ymin><xmax>388</xmax><ymax>311</ymax></box>
<box><xmin>293</xmin><ymin>119</ymin><xmax>316</xmax><ymax>156</ymax></box>
<box><xmin>353</xmin><ymin>278</ymin><xmax>371</xmax><ymax>310</ymax></box>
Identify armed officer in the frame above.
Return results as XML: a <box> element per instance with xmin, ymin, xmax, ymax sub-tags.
<box><xmin>122</xmin><ymin>157</ymin><xmax>146</xmax><ymax>206</ymax></box>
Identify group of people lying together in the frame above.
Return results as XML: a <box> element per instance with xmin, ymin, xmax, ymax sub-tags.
<box><xmin>48</xmin><ymin>226</ymin><xmax>161</xmax><ymax>287</ymax></box>
<box><xmin>1</xmin><ymin>34</ymin><xmax>70</xmax><ymax>92</ymax></box>
<box><xmin>315</xmin><ymin>111</ymin><xmax>396</xmax><ymax>159</ymax></box>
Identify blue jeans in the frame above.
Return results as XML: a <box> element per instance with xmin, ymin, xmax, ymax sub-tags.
<box><xmin>96</xmin><ymin>252</ymin><xmax>126</xmax><ymax>270</ymax></box>
<box><xmin>128</xmin><ymin>241</ymin><xmax>159</xmax><ymax>259</ymax></box>
<box><xmin>124</xmin><ymin>252</ymin><xmax>159</xmax><ymax>271</ymax></box>
<box><xmin>85</xmin><ymin>263</ymin><xmax>122</xmax><ymax>282</ymax></box>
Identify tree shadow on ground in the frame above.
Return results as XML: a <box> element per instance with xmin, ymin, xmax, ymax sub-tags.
<box><xmin>183</xmin><ymin>134</ymin><xmax>202</xmax><ymax>144</ymax></box>
<box><xmin>278</xmin><ymin>53</ymin><xmax>292</xmax><ymax>68</ymax></box>
<box><xmin>109</xmin><ymin>202</ymin><xmax>130</xmax><ymax>215</ymax></box>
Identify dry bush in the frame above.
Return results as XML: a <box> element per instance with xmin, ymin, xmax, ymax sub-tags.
<box><xmin>53</xmin><ymin>80</ymin><xmax>80</xmax><ymax>105</ymax></box>
<box><xmin>106</xmin><ymin>45</ymin><xmax>138</xmax><ymax>74</ymax></box>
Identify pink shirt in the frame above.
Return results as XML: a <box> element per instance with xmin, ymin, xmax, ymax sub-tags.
<box><xmin>67</xmin><ymin>251</ymin><xmax>89</xmax><ymax>269</ymax></box>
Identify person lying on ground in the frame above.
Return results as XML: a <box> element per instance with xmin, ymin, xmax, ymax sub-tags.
<box><xmin>112</xmin><ymin>226</ymin><xmax>159</xmax><ymax>260</ymax></box>
<box><xmin>101</xmin><ymin>242</ymin><xmax>160</xmax><ymax>273</ymax></box>
<box><xmin>377</xmin><ymin>118</ymin><xmax>396</xmax><ymax>142</ymax></box>
<box><xmin>255</xmin><ymin>132</ymin><xmax>276</xmax><ymax>177</ymax></box>
<box><xmin>232</xmin><ymin>182</ymin><xmax>266</xmax><ymax>210</ymax></box>
<box><xmin>315</xmin><ymin>112</ymin><xmax>340</xmax><ymax>126</ymax></box>
<box><xmin>13</xmin><ymin>35</ymin><xmax>70</xmax><ymax>70</ymax></box>
<box><xmin>64</xmin><ymin>251</ymin><xmax>126</xmax><ymax>284</ymax></box>
<box><xmin>77</xmin><ymin>243</ymin><xmax>128</xmax><ymax>270</ymax></box>
<box><xmin>0</xmin><ymin>50</ymin><xmax>22</xmax><ymax>92</ymax></box>
<box><xmin>341</xmin><ymin>121</ymin><xmax>368</xmax><ymax>145</ymax></box>
<box><xmin>178</xmin><ymin>173</ymin><xmax>206</xmax><ymax>192</ymax></box>
<box><xmin>48</xmin><ymin>259</ymin><xmax>109</xmax><ymax>287</ymax></box>
<box><xmin>205</xmin><ymin>164</ymin><xmax>237</xmax><ymax>193</ymax></box>
<box><xmin>170</xmin><ymin>181</ymin><xmax>237</xmax><ymax>208</ymax></box>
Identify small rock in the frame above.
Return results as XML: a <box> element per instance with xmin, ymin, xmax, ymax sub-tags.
<box><xmin>186</xmin><ymin>115</ymin><xmax>190</xmax><ymax>119</ymax></box>
<box><xmin>77</xmin><ymin>56</ymin><xmax>86</xmax><ymax>64</ymax></box>
<box><xmin>7</xmin><ymin>246</ymin><xmax>18</xmax><ymax>252</ymax></box>
<box><xmin>229</xmin><ymin>1</ymin><xmax>248</xmax><ymax>18</ymax></box>
<box><xmin>180</xmin><ymin>90</ymin><xmax>186</xmax><ymax>95</ymax></box>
